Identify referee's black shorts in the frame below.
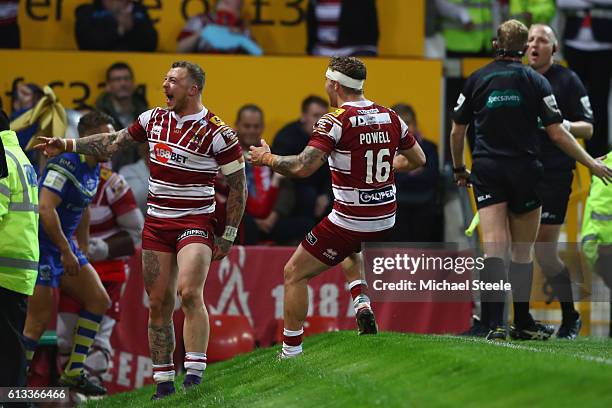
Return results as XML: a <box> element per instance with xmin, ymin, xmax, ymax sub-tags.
<box><xmin>538</xmin><ymin>170</ymin><xmax>574</xmax><ymax>225</ymax></box>
<box><xmin>471</xmin><ymin>157</ymin><xmax>543</xmax><ymax>214</ymax></box>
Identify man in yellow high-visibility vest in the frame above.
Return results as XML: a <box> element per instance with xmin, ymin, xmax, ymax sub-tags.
<box><xmin>0</xmin><ymin>109</ymin><xmax>39</xmax><ymax>388</ymax></box>
<box><xmin>582</xmin><ymin>152</ymin><xmax>612</xmax><ymax>337</ymax></box>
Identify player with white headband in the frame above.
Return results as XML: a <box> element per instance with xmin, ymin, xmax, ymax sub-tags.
<box><xmin>250</xmin><ymin>56</ymin><xmax>427</xmax><ymax>358</ymax></box>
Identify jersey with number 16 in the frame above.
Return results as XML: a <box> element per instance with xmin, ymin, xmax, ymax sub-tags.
<box><xmin>307</xmin><ymin>100</ymin><xmax>416</xmax><ymax>233</ymax></box>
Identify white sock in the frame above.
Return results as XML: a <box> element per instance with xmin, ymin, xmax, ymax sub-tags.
<box><xmin>152</xmin><ymin>363</ymin><xmax>175</xmax><ymax>383</ymax></box>
<box><xmin>184</xmin><ymin>352</ymin><xmax>207</xmax><ymax>378</ymax></box>
<box><xmin>353</xmin><ymin>294</ymin><xmax>371</xmax><ymax>313</ymax></box>
<box><xmin>282</xmin><ymin>328</ymin><xmax>304</xmax><ymax>357</ymax></box>
<box><xmin>348</xmin><ymin>280</ymin><xmax>368</xmax><ymax>291</ymax></box>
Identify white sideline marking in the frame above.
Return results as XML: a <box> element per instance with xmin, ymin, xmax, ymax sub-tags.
<box><xmin>441</xmin><ymin>335</ymin><xmax>612</xmax><ymax>366</ymax></box>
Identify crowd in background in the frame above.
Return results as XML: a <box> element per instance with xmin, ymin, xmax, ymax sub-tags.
<box><xmin>0</xmin><ymin>0</ymin><xmax>380</xmax><ymax>57</ymax></box>
<box><xmin>3</xmin><ymin>59</ymin><xmax>442</xmax><ymax>246</ymax></box>
<box><xmin>1</xmin><ymin>0</ymin><xmax>611</xmax><ymax>245</ymax></box>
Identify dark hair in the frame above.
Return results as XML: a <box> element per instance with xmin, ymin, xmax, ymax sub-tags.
<box><xmin>77</xmin><ymin>110</ymin><xmax>115</xmax><ymax>136</ymax></box>
<box><xmin>171</xmin><ymin>61</ymin><xmax>205</xmax><ymax>91</ymax></box>
<box><xmin>328</xmin><ymin>56</ymin><xmax>367</xmax><ymax>94</ymax></box>
<box><xmin>13</xmin><ymin>83</ymin><xmax>44</xmax><ymax>104</ymax></box>
<box><xmin>301</xmin><ymin>95</ymin><xmax>328</xmax><ymax>114</ymax></box>
<box><xmin>236</xmin><ymin>104</ymin><xmax>264</xmax><ymax>124</ymax></box>
<box><xmin>106</xmin><ymin>62</ymin><xmax>134</xmax><ymax>81</ymax></box>
<box><xmin>0</xmin><ymin>110</ymin><xmax>10</xmax><ymax>131</ymax></box>
<box><xmin>496</xmin><ymin>19</ymin><xmax>529</xmax><ymax>56</ymax></box>
<box><xmin>391</xmin><ymin>103</ymin><xmax>416</xmax><ymax>125</ymax></box>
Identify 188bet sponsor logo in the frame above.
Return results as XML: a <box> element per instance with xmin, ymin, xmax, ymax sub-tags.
<box><xmin>154</xmin><ymin>143</ymin><xmax>188</xmax><ymax>164</ymax></box>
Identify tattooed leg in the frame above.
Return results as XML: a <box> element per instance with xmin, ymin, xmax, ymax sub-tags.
<box><xmin>142</xmin><ymin>250</ymin><xmax>178</xmax><ymax>363</ymax></box>
<box><xmin>148</xmin><ymin>322</ymin><xmax>176</xmax><ymax>365</ymax></box>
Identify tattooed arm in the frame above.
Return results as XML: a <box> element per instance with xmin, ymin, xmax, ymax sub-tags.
<box><xmin>75</xmin><ymin>128</ymin><xmax>140</xmax><ymax>157</ymax></box>
<box><xmin>249</xmin><ymin>141</ymin><xmax>328</xmax><ymax>178</ymax></box>
<box><xmin>34</xmin><ymin>128</ymin><xmax>141</xmax><ymax>159</ymax></box>
<box><xmin>224</xmin><ymin>162</ymin><xmax>247</xmax><ymax>231</ymax></box>
<box><xmin>213</xmin><ymin>156</ymin><xmax>247</xmax><ymax>261</ymax></box>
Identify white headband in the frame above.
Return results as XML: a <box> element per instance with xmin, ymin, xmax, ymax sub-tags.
<box><xmin>326</xmin><ymin>68</ymin><xmax>364</xmax><ymax>90</ymax></box>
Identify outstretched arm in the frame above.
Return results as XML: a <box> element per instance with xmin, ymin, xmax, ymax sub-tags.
<box><xmin>249</xmin><ymin>140</ymin><xmax>328</xmax><ymax>178</ymax></box>
<box><xmin>546</xmin><ymin>123</ymin><xmax>612</xmax><ymax>184</ymax></box>
<box><xmin>34</xmin><ymin>128</ymin><xmax>140</xmax><ymax>159</ymax></box>
<box><xmin>566</xmin><ymin>120</ymin><xmax>593</xmax><ymax>140</ymax></box>
<box><xmin>75</xmin><ymin>128</ymin><xmax>140</xmax><ymax>157</ymax></box>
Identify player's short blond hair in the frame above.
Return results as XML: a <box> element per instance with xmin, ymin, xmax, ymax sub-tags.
<box><xmin>497</xmin><ymin>19</ymin><xmax>529</xmax><ymax>53</ymax></box>
<box><xmin>172</xmin><ymin>61</ymin><xmax>205</xmax><ymax>91</ymax></box>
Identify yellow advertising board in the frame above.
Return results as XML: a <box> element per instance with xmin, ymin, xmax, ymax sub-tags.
<box><xmin>0</xmin><ymin>50</ymin><xmax>441</xmax><ymax>145</ymax></box>
<box><xmin>18</xmin><ymin>0</ymin><xmax>424</xmax><ymax>57</ymax></box>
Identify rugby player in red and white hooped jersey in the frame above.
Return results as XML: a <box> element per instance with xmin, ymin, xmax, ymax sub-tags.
<box><xmin>250</xmin><ymin>56</ymin><xmax>426</xmax><ymax>358</ymax></box>
<box><xmin>34</xmin><ymin>61</ymin><xmax>247</xmax><ymax>399</ymax></box>
<box><xmin>57</xmin><ymin>160</ymin><xmax>144</xmax><ymax>385</ymax></box>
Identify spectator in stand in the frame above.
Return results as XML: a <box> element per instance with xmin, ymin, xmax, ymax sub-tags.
<box><xmin>234</xmin><ymin>104</ymin><xmax>285</xmax><ymax>244</ymax></box>
<box><xmin>0</xmin><ymin>0</ymin><xmax>19</xmax><ymax>48</ymax></box>
<box><xmin>176</xmin><ymin>0</ymin><xmax>262</xmax><ymax>55</ymax></box>
<box><xmin>9</xmin><ymin>82</ymin><xmax>44</xmax><ymax>168</ymax></box>
<box><xmin>119</xmin><ymin>143</ymin><xmax>149</xmax><ymax>216</ymax></box>
<box><xmin>96</xmin><ymin>62</ymin><xmax>149</xmax><ymax>171</ymax></box>
<box><xmin>269</xmin><ymin>96</ymin><xmax>332</xmax><ymax>229</ymax></box>
<box><xmin>390</xmin><ymin>103</ymin><xmax>442</xmax><ymax>242</ymax></box>
<box><xmin>306</xmin><ymin>0</ymin><xmax>379</xmax><ymax>56</ymax></box>
<box><xmin>558</xmin><ymin>0</ymin><xmax>612</xmax><ymax>157</ymax></box>
<box><xmin>75</xmin><ymin>0</ymin><xmax>158</xmax><ymax>52</ymax></box>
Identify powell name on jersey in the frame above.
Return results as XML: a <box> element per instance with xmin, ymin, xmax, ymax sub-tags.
<box><xmin>307</xmin><ymin>100</ymin><xmax>416</xmax><ymax>232</ymax></box>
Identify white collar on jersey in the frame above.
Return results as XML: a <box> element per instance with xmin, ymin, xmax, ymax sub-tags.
<box><xmin>341</xmin><ymin>100</ymin><xmax>373</xmax><ymax>108</ymax></box>
<box><xmin>171</xmin><ymin>107</ymin><xmax>208</xmax><ymax>123</ymax></box>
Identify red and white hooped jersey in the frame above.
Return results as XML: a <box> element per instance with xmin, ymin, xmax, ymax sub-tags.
<box><xmin>90</xmin><ymin>166</ymin><xmax>138</xmax><ymax>240</ymax></box>
<box><xmin>307</xmin><ymin>100</ymin><xmax>416</xmax><ymax>232</ymax></box>
<box><xmin>127</xmin><ymin>107</ymin><xmax>242</xmax><ymax>219</ymax></box>
<box><xmin>89</xmin><ymin>166</ymin><xmax>138</xmax><ymax>281</ymax></box>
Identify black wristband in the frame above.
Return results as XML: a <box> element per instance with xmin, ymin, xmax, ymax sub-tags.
<box><xmin>453</xmin><ymin>165</ymin><xmax>466</xmax><ymax>174</ymax></box>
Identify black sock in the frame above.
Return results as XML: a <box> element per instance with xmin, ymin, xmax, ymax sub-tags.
<box><xmin>481</xmin><ymin>257</ymin><xmax>507</xmax><ymax>328</ymax></box>
<box><xmin>547</xmin><ymin>267</ymin><xmax>577</xmax><ymax>322</ymax></box>
<box><xmin>509</xmin><ymin>261</ymin><xmax>534</xmax><ymax>328</ymax></box>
